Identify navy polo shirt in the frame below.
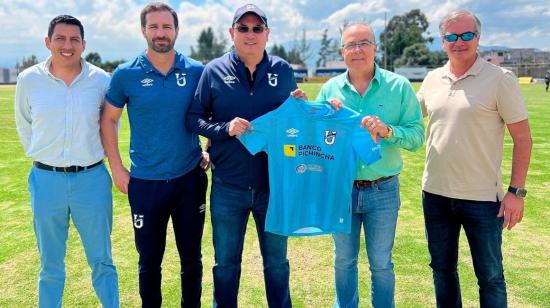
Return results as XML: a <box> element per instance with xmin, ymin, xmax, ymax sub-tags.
<box><xmin>106</xmin><ymin>52</ymin><xmax>204</xmax><ymax>180</ymax></box>
<box><xmin>187</xmin><ymin>49</ymin><xmax>297</xmax><ymax>190</ymax></box>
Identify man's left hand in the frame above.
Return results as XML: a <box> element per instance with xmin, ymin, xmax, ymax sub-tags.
<box><xmin>360</xmin><ymin>115</ymin><xmax>391</xmax><ymax>138</ymax></box>
<box><xmin>200</xmin><ymin>151</ymin><xmax>211</xmax><ymax>171</ymax></box>
<box><xmin>498</xmin><ymin>192</ymin><xmax>524</xmax><ymax>230</ymax></box>
<box><xmin>290</xmin><ymin>89</ymin><xmax>308</xmax><ymax>100</ymax></box>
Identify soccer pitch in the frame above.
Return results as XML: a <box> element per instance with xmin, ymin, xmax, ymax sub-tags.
<box><xmin>1</xmin><ymin>83</ymin><xmax>549</xmax><ymax>307</ymax></box>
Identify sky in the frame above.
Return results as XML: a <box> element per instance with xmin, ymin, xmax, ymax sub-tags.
<box><xmin>1</xmin><ymin>0</ymin><xmax>550</xmax><ymax>68</ymax></box>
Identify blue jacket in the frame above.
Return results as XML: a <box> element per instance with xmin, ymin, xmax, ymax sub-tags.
<box><xmin>187</xmin><ymin>49</ymin><xmax>297</xmax><ymax>189</ymax></box>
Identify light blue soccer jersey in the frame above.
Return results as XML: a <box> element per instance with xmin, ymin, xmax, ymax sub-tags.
<box><xmin>238</xmin><ymin>96</ymin><xmax>381</xmax><ymax>236</ymax></box>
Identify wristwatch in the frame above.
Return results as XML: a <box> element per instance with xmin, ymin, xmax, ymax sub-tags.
<box><xmin>508</xmin><ymin>186</ymin><xmax>527</xmax><ymax>198</ymax></box>
<box><xmin>382</xmin><ymin>125</ymin><xmax>393</xmax><ymax>139</ymax></box>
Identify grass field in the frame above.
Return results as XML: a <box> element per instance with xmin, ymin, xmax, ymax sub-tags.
<box><xmin>1</xmin><ymin>82</ymin><xmax>549</xmax><ymax>307</ymax></box>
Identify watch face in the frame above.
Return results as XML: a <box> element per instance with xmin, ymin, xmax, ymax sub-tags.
<box><xmin>516</xmin><ymin>188</ymin><xmax>527</xmax><ymax>198</ymax></box>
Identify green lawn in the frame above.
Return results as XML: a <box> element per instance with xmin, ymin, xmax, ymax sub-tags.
<box><xmin>1</xmin><ymin>83</ymin><xmax>549</xmax><ymax>307</ymax></box>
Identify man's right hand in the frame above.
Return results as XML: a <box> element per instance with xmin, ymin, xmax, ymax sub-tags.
<box><xmin>328</xmin><ymin>98</ymin><xmax>343</xmax><ymax>111</ymax></box>
<box><xmin>228</xmin><ymin>117</ymin><xmax>253</xmax><ymax>137</ymax></box>
<box><xmin>111</xmin><ymin>165</ymin><xmax>130</xmax><ymax>194</ymax></box>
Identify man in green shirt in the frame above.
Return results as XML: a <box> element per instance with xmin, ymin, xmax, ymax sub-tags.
<box><xmin>316</xmin><ymin>22</ymin><xmax>424</xmax><ymax>308</ymax></box>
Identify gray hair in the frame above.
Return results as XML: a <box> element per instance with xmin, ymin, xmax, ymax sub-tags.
<box><xmin>439</xmin><ymin>10</ymin><xmax>481</xmax><ymax>36</ymax></box>
<box><xmin>340</xmin><ymin>22</ymin><xmax>376</xmax><ymax>45</ymax></box>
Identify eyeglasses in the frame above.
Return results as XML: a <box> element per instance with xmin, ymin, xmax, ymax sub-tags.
<box><xmin>443</xmin><ymin>31</ymin><xmax>478</xmax><ymax>42</ymax></box>
<box><xmin>235</xmin><ymin>25</ymin><xmax>266</xmax><ymax>34</ymax></box>
<box><xmin>341</xmin><ymin>39</ymin><xmax>376</xmax><ymax>51</ymax></box>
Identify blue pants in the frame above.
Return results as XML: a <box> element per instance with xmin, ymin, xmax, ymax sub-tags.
<box><xmin>333</xmin><ymin>176</ymin><xmax>400</xmax><ymax>308</ymax></box>
<box><xmin>210</xmin><ymin>179</ymin><xmax>291</xmax><ymax>308</ymax></box>
<box><xmin>128</xmin><ymin>165</ymin><xmax>207</xmax><ymax>308</ymax></box>
<box><xmin>28</xmin><ymin>163</ymin><xmax>118</xmax><ymax>308</ymax></box>
<box><xmin>423</xmin><ymin>191</ymin><xmax>507</xmax><ymax>308</ymax></box>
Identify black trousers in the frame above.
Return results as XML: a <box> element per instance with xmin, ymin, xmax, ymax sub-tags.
<box><xmin>128</xmin><ymin>164</ymin><xmax>208</xmax><ymax>308</ymax></box>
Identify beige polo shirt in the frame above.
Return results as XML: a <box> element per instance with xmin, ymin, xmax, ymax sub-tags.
<box><xmin>417</xmin><ymin>57</ymin><xmax>528</xmax><ymax>201</ymax></box>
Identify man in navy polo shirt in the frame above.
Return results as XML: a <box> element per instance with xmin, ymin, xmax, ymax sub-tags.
<box><xmin>187</xmin><ymin>4</ymin><xmax>297</xmax><ymax>308</ymax></box>
<box><xmin>100</xmin><ymin>3</ymin><xmax>207</xmax><ymax>307</ymax></box>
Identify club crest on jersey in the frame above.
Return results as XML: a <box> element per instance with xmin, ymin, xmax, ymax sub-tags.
<box><xmin>268</xmin><ymin>73</ymin><xmax>278</xmax><ymax>87</ymax></box>
<box><xmin>133</xmin><ymin>214</ymin><xmax>144</xmax><ymax>229</ymax></box>
<box><xmin>324</xmin><ymin>130</ymin><xmax>337</xmax><ymax>145</ymax></box>
<box><xmin>175</xmin><ymin>73</ymin><xmax>187</xmax><ymax>87</ymax></box>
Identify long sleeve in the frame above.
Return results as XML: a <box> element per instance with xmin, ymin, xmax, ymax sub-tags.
<box><xmin>14</xmin><ymin>74</ymin><xmax>32</xmax><ymax>152</ymax></box>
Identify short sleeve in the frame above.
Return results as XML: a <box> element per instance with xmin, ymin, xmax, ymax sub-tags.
<box><xmin>105</xmin><ymin>67</ymin><xmax>127</xmax><ymax>108</ymax></box>
<box><xmin>237</xmin><ymin>111</ymin><xmax>273</xmax><ymax>155</ymax></box>
<box><xmin>352</xmin><ymin>126</ymin><xmax>381</xmax><ymax>165</ymax></box>
<box><xmin>496</xmin><ymin>71</ymin><xmax>528</xmax><ymax>124</ymax></box>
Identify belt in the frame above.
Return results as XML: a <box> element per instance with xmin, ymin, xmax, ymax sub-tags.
<box><xmin>354</xmin><ymin>175</ymin><xmax>395</xmax><ymax>188</ymax></box>
<box><xmin>33</xmin><ymin>160</ymin><xmax>103</xmax><ymax>173</ymax></box>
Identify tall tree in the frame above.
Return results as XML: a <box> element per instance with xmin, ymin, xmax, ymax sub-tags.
<box><xmin>85</xmin><ymin>52</ymin><xmax>102</xmax><ymax>67</ymax></box>
<box><xmin>15</xmin><ymin>55</ymin><xmax>38</xmax><ymax>73</ymax></box>
<box><xmin>316</xmin><ymin>28</ymin><xmax>340</xmax><ymax>68</ymax></box>
<box><xmin>270</xmin><ymin>43</ymin><xmax>288</xmax><ymax>61</ymax></box>
<box><xmin>379</xmin><ymin>9</ymin><xmax>433</xmax><ymax>70</ymax></box>
<box><xmin>287</xmin><ymin>29</ymin><xmax>313</xmax><ymax>66</ymax></box>
<box><xmin>190</xmin><ymin>27</ymin><xmax>227</xmax><ymax>63</ymax></box>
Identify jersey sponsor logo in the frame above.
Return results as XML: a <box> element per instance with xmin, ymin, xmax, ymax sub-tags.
<box><xmin>297</xmin><ymin>144</ymin><xmax>335</xmax><ymax>160</ymax></box>
<box><xmin>284</xmin><ymin>144</ymin><xmax>296</xmax><ymax>157</ymax></box>
<box><xmin>268</xmin><ymin>73</ymin><xmax>278</xmax><ymax>87</ymax></box>
<box><xmin>223</xmin><ymin>75</ymin><xmax>237</xmax><ymax>84</ymax></box>
<box><xmin>141</xmin><ymin>78</ymin><xmax>154</xmax><ymax>87</ymax></box>
<box><xmin>286</xmin><ymin>128</ymin><xmax>299</xmax><ymax>137</ymax></box>
<box><xmin>133</xmin><ymin>214</ymin><xmax>144</xmax><ymax>229</ymax></box>
<box><xmin>324</xmin><ymin>130</ymin><xmax>337</xmax><ymax>145</ymax></box>
<box><xmin>296</xmin><ymin>164</ymin><xmax>306</xmax><ymax>173</ymax></box>
<box><xmin>295</xmin><ymin>164</ymin><xmax>324</xmax><ymax>174</ymax></box>
<box><xmin>175</xmin><ymin>73</ymin><xmax>187</xmax><ymax>87</ymax></box>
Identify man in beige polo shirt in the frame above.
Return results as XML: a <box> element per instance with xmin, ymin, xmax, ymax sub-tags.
<box><xmin>417</xmin><ymin>10</ymin><xmax>532</xmax><ymax>308</ymax></box>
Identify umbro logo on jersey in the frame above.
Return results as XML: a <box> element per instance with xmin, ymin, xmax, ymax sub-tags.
<box><xmin>286</xmin><ymin>128</ymin><xmax>299</xmax><ymax>137</ymax></box>
<box><xmin>141</xmin><ymin>78</ymin><xmax>154</xmax><ymax>87</ymax></box>
<box><xmin>223</xmin><ymin>75</ymin><xmax>237</xmax><ymax>84</ymax></box>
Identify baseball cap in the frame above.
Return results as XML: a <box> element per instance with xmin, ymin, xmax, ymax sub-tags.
<box><xmin>232</xmin><ymin>4</ymin><xmax>268</xmax><ymax>27</ymax></box>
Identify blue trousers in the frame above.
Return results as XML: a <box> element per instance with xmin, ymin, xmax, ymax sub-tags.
<box><xmin>423</xmin><ymin>191</ymin><xmax>507</xmax><ymax>308</ymax></box>
<box><xmin>28</xmin><ymin>163</ymin><xmax>118</xmax><ymax>308</ymax></box>
<box><xmin>210</xmin><ymin>179</ymin><xmax>291</xmax><ymax>308</ymax></box>
<box><xmin>333</xmin><ymin>176</ymin><xmax>400</xmax><ymax>308</ymax></box>
<box><xmin>128</xmin><ymin>165</ymin><xmax>207</xmax><ymax>308</ymax></box>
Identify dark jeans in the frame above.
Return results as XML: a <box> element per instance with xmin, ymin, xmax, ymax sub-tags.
<box><xmin>210</xmin><ymin>179</ymin><xmax>291</xmax><ymax>308</ymax></box>
<box><xmin>128</xmin><ymin>165</ymin><xmax>207</xmax><ymax>308</ymax></box>
<box><xmin>422</xmin><ymin>191</ymin><xmax>507</xmax><ymax>308</ymax></box>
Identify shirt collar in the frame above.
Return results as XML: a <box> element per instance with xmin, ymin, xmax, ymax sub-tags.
<box><xmin>42</xmin><ymin>56</ymin><xmax>89</xmax><ymax>83</ymax></box>
<box><xmin>442</xmin><ymin>54</ymin><xmax>485</xmax><ymax>81</ymax></box>
<box><xmin>230</xmin><ymin>48</ymin><xmax>269</xmax><ymax>67</ymax></box>
<box><xmin>338</xmin><ymin>62</ymin><xmax>381</xmax><ymax>91</ymax></box>
<box><xmin>138</xmin><ymin>50</ymin><xmax>186</xmax><ymax>74</ymax></box>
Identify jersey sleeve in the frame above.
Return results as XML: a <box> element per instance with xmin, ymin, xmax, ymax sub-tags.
<box><xmin>352</xmin><ymin>126</ymin><xmax>381</xmax><ymax>165</ymax></box>
<box><xmin>237</xmin><ymin>110</ymin><xmax>273</xmax><ymax>155</ymax></box>
<box><xmin>104</xmin><ymin>67</ymin><xmax>127</xmax><ymax>108</ymax></box>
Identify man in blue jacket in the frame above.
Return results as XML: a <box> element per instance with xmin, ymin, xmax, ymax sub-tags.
<box><xmin>187</xmin><ymin>4</ymin><xmax>297</xmax><ymax>307</ymax></box>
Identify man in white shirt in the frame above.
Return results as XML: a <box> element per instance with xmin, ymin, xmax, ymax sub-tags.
<box><xmin>14</xmin><ymin>15</ymin><xmax>119</xmax><ymax>308</ymax></box>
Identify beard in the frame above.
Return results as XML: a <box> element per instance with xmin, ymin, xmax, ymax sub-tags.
<box><xmin>148</xmin><ymin>37</ymin><xmax>175</xmax><ymax>53</ymax></box>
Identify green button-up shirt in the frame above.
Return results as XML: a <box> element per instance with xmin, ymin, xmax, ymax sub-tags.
<box><xmin>317</xmin><ymin>65</ymin><xmax>424</xmax><ymax>180</ymax></box>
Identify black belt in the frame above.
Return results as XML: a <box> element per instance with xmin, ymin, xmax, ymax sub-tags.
<box><xmin>354</xmin><ymin>175</ymin><xmax>395</xmax><ymax>188</ymax></box>
<box><xmin>33</xmin><ymin>160</ymin><xmax>103</xmax><ymax>173</ymax></box>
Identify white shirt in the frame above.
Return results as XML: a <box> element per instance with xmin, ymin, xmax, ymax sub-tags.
<box><xmin>15</xmin><ymin>57</ymin><xmax>110</xmax><ymax>167</ymax></box>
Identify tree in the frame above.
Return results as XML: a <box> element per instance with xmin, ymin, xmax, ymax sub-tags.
<box><xmin>85</xmin><ymin>52</ymin><xmax>102</xmax><ymax>67</ymax></box>
<box><xmin>316</xmin><ymin>28</ymin><xmax>340</xmax><ymax>68</ymax></box>
<box><xmin>394</xmin><ymin>43</ymin><xmax>431</xmax><ymax>67</ymax></box>
<box><xmin>190</xmin><ymin>27</ymin><xmax>227</xmax><ymax>64</ymax></box>
<box><xmin>15</xmin><ymin>55</ymin><xmax>38</xmax><ymax>73</ymax></box>
<box><xmin>287</xmin><ymin>29</ymin><xmax>313</xmax><ymax>66</ymax></box>
<box><xmin>379</xmin><ymin>9</ymin><xmax>433</xmax><ymax>70</ymax></box>
<box><xmin>270</xmin><ymin>43</ymin><xmax>288</xmax><ymax>61</ymax></box>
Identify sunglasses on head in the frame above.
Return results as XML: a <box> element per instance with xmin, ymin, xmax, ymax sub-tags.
<box><xmin>235</xmin><ymin>25</ymin><xmax>266</xmax><ymax>34</ymax></box>
<box><xmin>443</xmin><ymin>31</ymin><xmax>478</xmax><ymax>42</ymax></box>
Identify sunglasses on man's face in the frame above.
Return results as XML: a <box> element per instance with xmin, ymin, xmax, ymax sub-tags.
<box><xmin>235</xmin><ymin>25</ymin><xmax>266</xmax><ymax>34</ymax></box>
<box><xmin>443</xmin><ymin>31</ymin><xmax>478</xmax><ymax>42</ymax></box>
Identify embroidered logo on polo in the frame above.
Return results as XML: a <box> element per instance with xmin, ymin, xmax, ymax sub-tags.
<box><xmin>324</xmin><ymin>130</ymin><xmax>337</xmax><ymax>145</ymax></box>
<box><xmin>175</xmin><ymin>73</ymin><xmax>187</xmax><ymax>87</ymax></box>
<box><xmin>268</xmin><ymin>73</ymin><xmax>278</xmax><ymax>87</ymax></box>
<box><xmin>199</xmin><ymin>203</ymin><xmax>206</xmax><ymax>213</ymax></box>
<box><xmin>133</xmin><ymin>214</ymin><xmax>144</xmax><ymax>229</ymax></box>
<box><xmin>141</xmin><ymin>78</ymin><xmax>154</xmax><ymax>87</ymax></box>
<box><xmin>223</xmin><ymin>75</ymin><xmax>237</xmax><ymax>84</ymax></box>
